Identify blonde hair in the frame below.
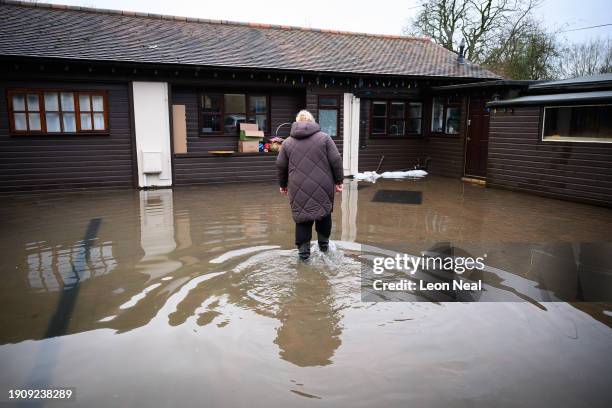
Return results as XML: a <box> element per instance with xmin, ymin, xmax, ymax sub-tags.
<box><xmin>295</xmin><ymin>109</ymin><xmax>315</xmax><ymax>123</ymax></box>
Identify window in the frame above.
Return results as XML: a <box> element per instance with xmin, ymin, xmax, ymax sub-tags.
<box><xmin>432</xmin><ymin>97</ymin><xmax>444</xmax><ymax>133</ymax></box>
<box><xmin>389</xmin><ymin>102</ymin><xmax>405</xmax><ymax>136</ymax></box>
<box><xmin>408</xmin><ymin>102</ymin><xmax>423</xmax><ymax>133</ymax></box>
<box><xmin>371</xmin><ymin>100</ymin><xmax>423</xmax><ymax>136</ymax></box>
<box><xmin>8</xmin><ymin>90</ymin><xmax>108</xmax><ymax>134</ymax></box>
<box><xmin>431</xmin><ymin>96</ymin><xmax>461</xmax><ymax>134</ymax></box>
<box><xmin>201</xmin><ymin>94</ymin><xmax>222</xmax><ymax>133</ymax></box>
<box><xmin>248</xmin><ymin>95</ymin><xmax>268</xmax><ymax>132</ymax></box>
<box><xmin>543</xmin><ymin>104</ymin><xmax>612</xmax><ymax>143</ymax></box>
<box><xmin>200</xmin><ymin>93</ymin><xmax>269</xmax><ymax>134</ymax></box>
<box><xmin>223</xmin><ymin>94</ymin><xmax>246</xmax><ymax>134</ymax></box>
<box><xmin>318</xmin><ymin>96</ymin><xmax>339</xmax><ymax>137</ymax></box>
<box><xmin>371</xmin><ymin>101</ymin><xmax>387</xmax><ymax>135</ymax></box>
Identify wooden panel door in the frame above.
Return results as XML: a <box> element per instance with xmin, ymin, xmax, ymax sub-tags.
<box><xmin>464</xmin><ymin>97</ymin><xmax>490</xmax><ymax>178</ymax></box>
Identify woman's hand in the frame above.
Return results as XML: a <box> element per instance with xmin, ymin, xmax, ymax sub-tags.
<box><xmin>335</xmin><ymin>184</ymin><xmax>343</xmax><ymax>193</ymax></box>
<box><xmin>279</xmin><ymin>187</ymin><xmax>288</xmax><ymax>196</ymax></box>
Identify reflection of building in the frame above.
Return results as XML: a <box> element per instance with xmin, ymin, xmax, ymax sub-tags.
<box><xmin>27</xmin><ymin>241</ymin><xmax>116</xmax><ymax>292</ymax></box>
<box><xmin>138</xmin><ymin>189</ymin><xmax>183</xmax><ymax>281</ymax></box>
<box><xmin>341</xmin><ymin>180</ymin><xmax>358</xmax><ymax>243</ymax></box>
<box><xmin>2</xmin><ymin>189</ymin><xmax>190</xmax><ymax>344</ymax></box>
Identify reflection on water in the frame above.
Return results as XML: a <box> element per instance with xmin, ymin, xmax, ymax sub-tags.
<box><xmin>137</xmin><ymin>190</ymin><xmax>183</xmax><ymax>281</ymax></box>
<box><xmin>26</xmin><ymin>240</ymin><xmax>116</xmax><ymax>292</ymax></box>
<box><xmin>1</xmin><ymin>177</ymin><xmax>612</xmax><ymax>406</ymax></box>
<box><xmin>275</xmin><ymin>265</ymin><xmax>342</xmax><ymax>367</ymax></box>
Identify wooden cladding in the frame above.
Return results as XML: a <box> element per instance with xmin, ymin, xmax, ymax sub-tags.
<box><xmin>488</xmin><ymin>106</ymin><xmax>612</xmax><ymax>207</ymax></box>
<box><xmin>0</xmin><ymin>81</ymin><xmax>134</xmax><ymax>193</ymax></box>
<box><xmin>358</xmin><ymin>99</ymin><xmax>426</xmax><ymax>172</ymax></box>
<box><xmin>7</xmin><ymin>89</ymin><xmax>109</xmax><ymax>135</ymax></box>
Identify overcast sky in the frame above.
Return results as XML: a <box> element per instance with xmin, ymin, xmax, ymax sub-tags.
<box><xmin>43</xmin><ymin>0</ymin><xmax>611</xmax><ymax>43</ymax></box>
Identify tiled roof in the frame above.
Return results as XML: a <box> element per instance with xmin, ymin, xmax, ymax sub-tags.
<box><xmin>0</xmin><ymin>1</ymin><xmax>500</xmax><ymax>79</ymax></box>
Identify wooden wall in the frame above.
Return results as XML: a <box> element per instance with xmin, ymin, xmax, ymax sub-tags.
<box><xmin>172</xmin><ymin>86</ymin><xmax>306</xmax><ymax>186</ymax></box>
<box><xmin>355</xmin><ymin>95</ymin><xmax>467</xmax><ymax>175</ymax></box>
<box><xmin>488</xmin><ymin>106</ymin><xmax>612</xmax><ymax>207</ymax></box>
<box><xmin>357</xmin><ymin>99</ymin><xmax>426</xmax><ymax>172</ymax></box>
<box><xmin>0</xmin><ymin>81</ymin><xmax>134</xmax><ymax>193</ymax></box>
<box><xmin>0</xmin><ymin>77</ymin><xmax>472</xmax><ymax>193</ymax></box>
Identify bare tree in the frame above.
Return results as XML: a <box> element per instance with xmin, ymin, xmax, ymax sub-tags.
<box><xmin>408</xmin><ymin>0</ymin><xmax>468</xmax><ymax>51</ymax></box>
<box><xmin>600</xmin><ymin>38</ymin><xmax>612</xmax><ymax>74</ymax></box>
<box><xmin>406</xmin><ymin>0</ymin><xmax>541</xmax><ymax>63</ymax></box>
<box><xmin>559</xmin><ymin>38</ymin><xmax>612</xmax><ymax>78</ymax></box>
<box><xmin>486</xmin><ymin>19</ymin><xmax>559</xmax><ymax>79</ymax></box>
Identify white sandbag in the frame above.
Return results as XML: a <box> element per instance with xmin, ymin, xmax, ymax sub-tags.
<box><xmin>354</xmin><ymin>169</ymin><xmax>428</xmax><ymax>183</ymax></box>
<box><xmin>353</xmin><ymin>171</ymin><xmax>382</xmax><ymax>182</ymax></box>
<box><xmin>380</xmin><ymin>170</ymin><xmax>428</xmax><ymax>178</ymax></box>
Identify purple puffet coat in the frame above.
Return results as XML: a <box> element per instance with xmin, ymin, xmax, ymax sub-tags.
<box><xmin>276</xmin><ymin>121</ymin><xmax>344</xmax><ymax>223</ymax></box>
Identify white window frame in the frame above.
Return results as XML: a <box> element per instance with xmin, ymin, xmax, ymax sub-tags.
<box><xmin>541</xmin><ymin>103</ymin><xmax>612</xmax><ymax>144</ymax></box>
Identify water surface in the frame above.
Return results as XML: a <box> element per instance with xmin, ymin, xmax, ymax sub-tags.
<box><xmin>1</xmin><ymin>177</ymin><xmax>611</xmax><ymax>407</ymax></box>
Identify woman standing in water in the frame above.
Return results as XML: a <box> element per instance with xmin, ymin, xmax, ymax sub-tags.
<box><xmin>276</xmin><ymin>110</ymin><xmax>344</xmax><ymax>261</ymax></box>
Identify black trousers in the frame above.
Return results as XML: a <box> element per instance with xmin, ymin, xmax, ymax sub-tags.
<box><xmin>295</xmin><ymin>214</ymin><xmax>332</xmax><ymax>246</ymax></box>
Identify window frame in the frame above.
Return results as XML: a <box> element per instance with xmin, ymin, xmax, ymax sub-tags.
<box><xmin>199</xmin><ymin>92</ymin><xmax>270</xmax><ymax>136</ymax></box>
<box><xmin>7</xmin><ymin>89</ymin><xmax>109</xmax><ymax>135</ymax></box>
<box><xmin>370</xmin><ymin>100</ymin><xmax>388</xmax><ymax>136</ymax></box>
<box><xmin>431</xmin><ymin>96</ymin><xmax>462</xmax><ymax>135</ymax></box>
<box><xmin>370</xmin><ymin>99</ymin><xmax>423</xmax><ymax>138</ymax></box>
<box><xmin>317</xmin><ymin>95</ymin><xmax>340</xmax><ymax>138</ymax></box>
<box><xmin>541</xmin><ymin>103</ymin><xmax>612</xmax><ymax>144</ymax></box>
<box><xmin>246</xmin><ymin>95</ymin><xmax>270</xmax><ymax>134</ymax></box>
<box><xmin>407</xmin><ymin>102</ymin><xmax>423</xmax><ymax>134</ymax></box>
<box><xmin>200</xmin><ymin>93</ymin><xmax>224</xmax><ymax>135</ymax></box>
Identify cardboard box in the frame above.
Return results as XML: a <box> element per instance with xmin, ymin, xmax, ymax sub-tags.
<box><xmin>239</xmin><ymin>123</ymin><xmax>259</xmax><ymax>131</ymax></box>
<box><xmin>238</xmin><ymin>140</ymin><xmax>259</xmax><ymax>153</ymax></box>
<box><xmin>239</xmin><ymin>129</ymin><xmax>265</xmax><ymax>141</ymax></box>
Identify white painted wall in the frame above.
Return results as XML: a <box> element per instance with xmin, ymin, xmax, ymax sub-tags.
<box><xmin>343</xmin><ymin>93</ymin><xmax>360</xmax><ymax>176</ymax></box>
<box><xmin>132</xmin><ymin>82</ymin><xmax>172</xmax><ymax>187</ymax></box>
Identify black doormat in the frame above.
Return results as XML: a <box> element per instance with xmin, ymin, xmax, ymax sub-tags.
<box><xmin>372</xmin><ymin>189</ymin><xmax>423</xmax><ymax>204</ymax></box>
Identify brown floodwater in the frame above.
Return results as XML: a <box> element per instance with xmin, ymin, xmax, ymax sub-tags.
<box><xmin>0</xmin><ymin>176</ymin><xmax>611</xmax><ymax>407</ymax></box>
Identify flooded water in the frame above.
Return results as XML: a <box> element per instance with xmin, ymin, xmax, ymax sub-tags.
<box><xmin>1</xmin><ymin>176</ymin><xmax>611</xmax><ymax>407</ymax></box>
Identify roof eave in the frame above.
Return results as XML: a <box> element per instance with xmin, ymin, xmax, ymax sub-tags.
<box><xmin>0</xmin><ymin>54</ymin><xmax>501</xmax><ymax>81</ymax></box>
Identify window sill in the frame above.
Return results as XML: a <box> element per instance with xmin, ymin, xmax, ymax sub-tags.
<box><xmin>541</xmin><ymin>137</ymin><xmax>612</xmax><ymax>144</ymax></box>
<box><xmin>175</xmin><ymin>152</ymin><xmax>279</xmax><ymax>158</ymax></box>
<box><xmin>10</xmin><ymin>132</ymin><xmax>110</xmax><ymax>137</ymax></box>
<box><xmin>369</xmin><ymin>134</ymin><xmax>424</xmax><ymax>139</ymax></box>
<box><xmin>429</xmin><ymin>132</ymin><xmax>460</xmax><ymax>137</ymax></box>
<box><xmin>199</xmin><ymin>132</ymin><xmax>271</xmax><ymax>137</ymax></box>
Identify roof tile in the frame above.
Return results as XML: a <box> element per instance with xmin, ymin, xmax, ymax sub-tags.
<box><xmin>0</xmin><ymin>0</ymin><xmax>500</xmax><ymax>79</ymax></box>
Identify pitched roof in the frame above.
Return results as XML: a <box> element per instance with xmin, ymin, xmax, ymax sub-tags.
<box><xmin>0</xmin><ymin>1</ymin><xmax>500</xmax><ymax>79</ymax></box>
